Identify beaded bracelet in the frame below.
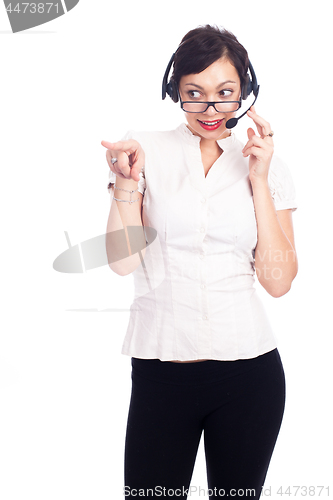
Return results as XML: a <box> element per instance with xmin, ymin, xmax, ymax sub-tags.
<box><xmin>110</xmin><ymin>184</ymin><xmax>140</xmax><ymax>204</ymax></box>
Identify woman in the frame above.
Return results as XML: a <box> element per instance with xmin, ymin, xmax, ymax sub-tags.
<box><xmin>102</xmin><ymin>25</ymin><xmax>298</xmax><ymax>499</ymax></box>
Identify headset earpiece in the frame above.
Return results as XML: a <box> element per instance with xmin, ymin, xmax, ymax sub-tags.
<box><xmin>162</xmin><ymin>53</ymin><xmax>178</xmax><ymax>101</ymax></box>
<box><xmin>241</xmin><ymin>74</ymin><xmax>251</xmax><ymax>100</ymax></box>
<box><xmin>242</xmin><ymin>60</ymin><xmax>259</xmax><ymax>100</ymax></box>
<box><xmin>166</xmin><ymin>78</ymin><xmax>179</xmax><ymax>103</ymax></box>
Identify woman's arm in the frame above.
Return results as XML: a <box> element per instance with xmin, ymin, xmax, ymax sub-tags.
<box><xmin>252</xmin><ymin>181</ymin><xmax>298</xmax><ymax>297</ymax></box>
<box><xmin>106</xmin><ymin>177</ymin><xmax>146</xmax><ymax>276</ymax></box>
<box><xmin>102</xmin><ymin>140</ymin><xmax>146</xmax><ymax>276</ymax></box>
<box><xmin>242</xmin><ymin>106</ymin><xmax>298</xmax><ymax>297</ymax></box>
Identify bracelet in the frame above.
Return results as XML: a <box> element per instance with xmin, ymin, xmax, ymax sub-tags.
<box><xmin>112</xmin><ymin>185</ymin><xmax>140</xmax><ymax>204</ymax></box>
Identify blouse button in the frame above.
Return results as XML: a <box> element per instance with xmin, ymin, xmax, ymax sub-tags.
<box><xmin>201</xmin><ymin>284</ymin><xmax>206</xmax><ymax>289</ymax></box>
<box><xmin>199</xmin><ymin>253</ymin><xmax>205</xmax><ymax>260</ymax></box>
<box><xmin>200</xmin><ymin>227</ymin><xmax>205</xmax><ymax>233</ymax></box>
<box><xmin>203</xmin><ymin>315</ymin><xmax>208</xmax><ymax>320</ymax></box>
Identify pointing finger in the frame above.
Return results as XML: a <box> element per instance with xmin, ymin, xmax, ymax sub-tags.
<box><xmin>101</xmin><ymin>140</ymin><xmax>115</xmax><ymax>149</ymax></box>
<box><xmin>101</xmin><ymin>139</ymin><xmax>140</xmax><ymax>155</ymax></box>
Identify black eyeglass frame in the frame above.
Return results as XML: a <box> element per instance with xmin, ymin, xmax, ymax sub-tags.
<box><xmin>180</xmin><ymin>98</ymin><xmax>242</xmax><ymax>113</ymax></box>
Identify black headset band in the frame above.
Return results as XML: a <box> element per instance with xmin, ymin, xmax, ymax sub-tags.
<box><xmin>162</xmin><ymin>53</ymin><xmax>259</xmax><ymax>101</ymax></box>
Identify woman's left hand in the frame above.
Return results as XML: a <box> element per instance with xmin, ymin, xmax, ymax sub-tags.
<box><xmin>242</xmin><ymin>106</ymin><xmax>274</xmax><ymax>185</ymax></box>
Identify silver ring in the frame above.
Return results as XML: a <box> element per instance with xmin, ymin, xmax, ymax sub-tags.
<box><xmin>111</xmin><ymin>157</ymin><xmax>118</xmax><ymax>165</ymax></box>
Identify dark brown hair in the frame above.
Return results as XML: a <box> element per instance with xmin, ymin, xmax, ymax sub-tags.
<box><xmin>171</xmin><ymin>25</ymin><xmax>249</xmax><ymax>91</ymax></box>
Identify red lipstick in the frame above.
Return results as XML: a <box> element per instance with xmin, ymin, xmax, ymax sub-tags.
<box><xmin>197</xmin><ymin>119</ymin><xmax>224</xmax><ymax>131</ymax></box>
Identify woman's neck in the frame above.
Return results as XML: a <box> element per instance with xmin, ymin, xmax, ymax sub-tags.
<box><xmin>186</xmin><ymin>123</ymin><xmax>231</xmax><ymax>153</ymax></box>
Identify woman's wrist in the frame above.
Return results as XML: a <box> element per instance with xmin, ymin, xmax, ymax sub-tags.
<box><xmin>250</xmin><ymin>177</ymin><xmax>270</xmax><ymax>193</ymax></box>
<box><xmin>112</xmin><ymin>175</ymin><xmax>140</xmax><ymax>203</ymax></box>
<box><xmin>115</xmin><ymin>175</ymin><xmax>139</xmax><ymax>189</ymax></box>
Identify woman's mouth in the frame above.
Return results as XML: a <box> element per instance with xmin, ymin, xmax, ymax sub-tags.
<box><xmin>197</xmin><ymin>119</ymin><xmax>224</xmax><ymax>131</ymax></box>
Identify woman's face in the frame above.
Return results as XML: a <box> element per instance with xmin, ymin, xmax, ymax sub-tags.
<box><xmin>178</xmin><ymin>57</ymin><xmax>242</xmax><ymax>141</ymax></box>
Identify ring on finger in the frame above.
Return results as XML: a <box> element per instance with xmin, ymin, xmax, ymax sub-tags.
<box><xmin>266</xmin><ymin>131</ymin><xmax>274</xmax><ymax>137</ymax></box>
<box><xmin>111</xmin><ymin>157</ymin><xmax>118</xmax><ymax>165</ymax></box>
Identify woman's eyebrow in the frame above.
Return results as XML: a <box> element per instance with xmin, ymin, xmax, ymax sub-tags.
<box><xmin>184</xmin><ymin>81</ymin><xmax>237</xmax><ymax>89</ymax></box>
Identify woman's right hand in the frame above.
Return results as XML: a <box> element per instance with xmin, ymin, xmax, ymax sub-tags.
<box><xmin>101</xmin><ymin>139</ymin><xmax>145</xmax><ymax>183</ymax></box>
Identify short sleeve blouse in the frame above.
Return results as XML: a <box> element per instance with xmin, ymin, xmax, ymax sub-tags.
<box><xmin>268</xmin><ymin>155</ymin><xmax>297</xmax><ymax>212</ymax></box>
<box><xmin>106</xmin><ymin>123</ymin><xmax>298</xmax><ymax>361</ymax></box>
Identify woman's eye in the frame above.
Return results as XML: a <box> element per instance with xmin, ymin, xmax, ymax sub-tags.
<box><xmin>220</xmin><ymin>89</ymin><xmax>233</xmax><ymax>98</ymax></box>
<box><xmin>188</xmin><ymin>90</ymin><xmax>201</xmax><ymax>99</ymax></box>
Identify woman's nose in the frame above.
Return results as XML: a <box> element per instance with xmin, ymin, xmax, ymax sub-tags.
<box><xmin>203</xmin><ymin>104</ymin><xmax>218</xmax><ymax>116</ymax></box>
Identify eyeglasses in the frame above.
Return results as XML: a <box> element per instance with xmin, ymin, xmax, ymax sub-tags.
<box><xmin>180</xmin><ymin>99</ymin><xmax>242</xmax><ymax>113</ymax></box>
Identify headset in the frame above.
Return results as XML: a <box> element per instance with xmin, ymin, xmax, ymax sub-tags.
<box><xmin>162</xmin><ymin>52</ymin><xmax>260</xmax><ymax>129</ymax></box>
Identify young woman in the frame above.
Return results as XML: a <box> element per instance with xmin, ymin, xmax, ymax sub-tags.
<box><xmin>102</xmin><ymin>24</ymin><xmax>298</xmax><ymax>500</ymax></box>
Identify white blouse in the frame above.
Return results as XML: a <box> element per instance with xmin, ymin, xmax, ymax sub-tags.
<box><xmin>107</xmin><ymin>123</ymin><xmax>298</xmax><ymax>361</ymax></box>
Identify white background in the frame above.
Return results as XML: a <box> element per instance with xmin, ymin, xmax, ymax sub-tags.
<box><xmin>0</xmin><ymin>0</ymin><xmax>332</xmax><ymax>498</ymax></box>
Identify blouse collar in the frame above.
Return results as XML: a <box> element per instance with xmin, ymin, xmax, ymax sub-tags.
<box><xmin>176</xmin><ymin>122</ymin><xmax>237</xmax><ymax>151</ymax></box>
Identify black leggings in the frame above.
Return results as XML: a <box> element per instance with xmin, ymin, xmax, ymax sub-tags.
<box><xmin>124</xmin><ymin>348</ymin><xmax>285</xmax><ymax>499</ymax></box>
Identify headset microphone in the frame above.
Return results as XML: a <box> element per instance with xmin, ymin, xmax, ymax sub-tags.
<box><xmin>225</xmin><ymin>85</ymin><xmax>260</xmax><ymax>129</ymax></box>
